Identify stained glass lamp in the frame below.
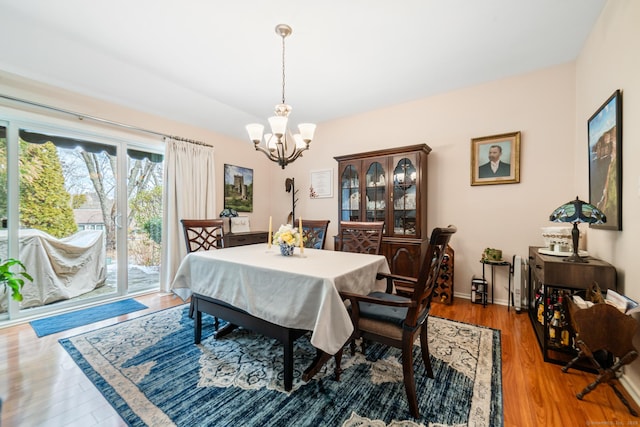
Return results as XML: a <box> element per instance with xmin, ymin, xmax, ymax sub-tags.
<box><xmin>549</xmin><ymin>196</ymin><xmax>606</xmax><ymax>263</ymax></box>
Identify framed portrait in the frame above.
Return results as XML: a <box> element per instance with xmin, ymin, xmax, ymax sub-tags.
<box><xmin>470</xmin><ymin>131</ymin><xmax>521</xmax><ymax>186</ymax></box>
<box><xmin>588</xmin><ymin>89</ymin><xmax>622</xmax><ymax>230</ymax></box>
<box><xmin>309</xmin><ymin>169</ymin><xmax>333</xmax><ymax>198</ymax></box>
<box><xmin>224</xmin><ymin>164</ymin><xmax>253</xmax><ymax>212</ymax></box>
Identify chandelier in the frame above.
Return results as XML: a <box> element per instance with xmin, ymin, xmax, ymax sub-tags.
<box><xmin>246</xmin><ymin>24</ymin><xmax>316</xmax><ymax>169</ymax></box>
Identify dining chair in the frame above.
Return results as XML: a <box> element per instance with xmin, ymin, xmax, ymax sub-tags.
<box><xmin>337</xmin><ymin>225</ymin><xmax>457</xmax><ymax>418</ymax></box>
<box><xmin>181</xmin><ymin>219</ymin><xmax>225</xmax><ymax>252</ymax></box>
<box><xmin>180</xmin><ymin>219</ymin><xmax>225</xmax><ymax>323</ymax></box>
<box><xmin>338</xmin><ymin>221</ymin><xmax>384</xmax><ymax>255</ymax></box>
<box><xmin>300</xmin><ymin>219</ymin><xmax>330</xmax><ymax>249</ymax></box>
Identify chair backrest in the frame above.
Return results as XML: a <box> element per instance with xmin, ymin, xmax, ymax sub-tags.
<box><xmin>300</xmin><ymin>219</ymin><xmax>330</xmax><ymax>249</ymax></box>
<box><xmin>339</xmin><ymin>221</ymin><xmax>384</xmax><ymax>255</ymax></box>
<box><xmin>180</xmin><ymin>219</ymin><xmax>225</xmax><ymax>253</ymax></box>
<box><xmin>406</xmin><ymin>225</ymin><xmax>457</xmax><ymax>328</ymax></box>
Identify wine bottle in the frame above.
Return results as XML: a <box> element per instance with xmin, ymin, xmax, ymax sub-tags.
<box><xmin>536</xmin><ymin>289</ymin><xmax>545</xmax><ymax>324</ymax></box>
<box><xmin>549</xmin><ymin>309</ymin><xmax>561</xmax><ymax>344</ymax></box>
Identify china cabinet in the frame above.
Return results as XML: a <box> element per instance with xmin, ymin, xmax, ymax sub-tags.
<box><xmin>335</xmin><ymin>144</ymin><xmax>431</xmax><ymax>290</ymax></box>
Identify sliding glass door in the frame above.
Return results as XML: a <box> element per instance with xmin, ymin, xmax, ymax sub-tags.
<box><xmin>0</xmin><ymin>120</ymin><xmax>163</xmax><ymax>321</ymax></box>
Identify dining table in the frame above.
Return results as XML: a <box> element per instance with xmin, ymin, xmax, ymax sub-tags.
<box><xmin>171</xmin><ymin>243</ymin><xmax>390</xmax><ymax>390</ymax></box>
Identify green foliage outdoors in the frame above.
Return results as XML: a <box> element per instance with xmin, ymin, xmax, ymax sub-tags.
<box><xmin>71</xmin><ymin>193</ymin><xmax>87</xmax><ymax>209</ymax></box>
<box><xmin>143</xmin><ymin>217</ymin><xmax>162</xmax><ymax>244</ymax></box>
<box><xmin>130</xmin><ymin>186</ymin><xmax>162</xmax><ymax>243</ymax></box>
<box><xmin>0</xmin><ymin>258</ymin><xmax>33</xmax><ymax>302</ymax></box>
<box><xmin>19</xmin><ymin>142</ymin><xmax>77</xmax><ymax>238</ymax></box>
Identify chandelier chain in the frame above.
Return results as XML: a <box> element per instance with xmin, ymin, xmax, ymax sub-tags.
<box><xmin>281</xmin><ymin>33</ymin><xmax>286</xmax><ymax>105</ymax></box>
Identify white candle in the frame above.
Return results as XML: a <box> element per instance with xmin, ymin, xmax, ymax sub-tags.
<box><xmin>268</xmin><ymin>216</ymin><xmax>272</xmax><ymax>248</ymax></box>
<box><xmin>298</xmin><ymin>217</ymin><xmax>304</xmax><ymax>254</ymax></box>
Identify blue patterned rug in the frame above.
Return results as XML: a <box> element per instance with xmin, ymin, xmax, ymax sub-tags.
<box><xmin>60</xmin><ymin>305</ymin><xmax>502</xmax><ymax>426</ymax></box>
<box><xmin>30</xmin><ymin>298</ymin><xmax>147</xmax><ymax>337</ymax></box>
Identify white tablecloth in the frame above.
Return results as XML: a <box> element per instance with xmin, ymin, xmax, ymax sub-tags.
<box><xmin>0</xmin><ymin>229</ymin><xmax>106</xmax><ymax>309</ymax></box>
<box><xmin>171</xmin><ymin>243</ymin><xmax>390</xmax><ymax>354</ymax></box>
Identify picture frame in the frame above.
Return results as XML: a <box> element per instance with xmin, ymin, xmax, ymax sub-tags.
<box><xmin>309</xmin><ymin>169</ymin><xmax>333</xmax><ymax>199</ymax></box>
<box><xmin>588</xmin><ymin>89</ymin><xmax>622</xmax><ymax>230</ymax></box>
<box><xmin>224</xmin><ymin>164</ymin><xmax>253</xmax><ymax>212</ymax></box>
<box><xmin>470</xmin><ymin>131</ymin><xmax>521</xmax><ymax>186</ymax></box>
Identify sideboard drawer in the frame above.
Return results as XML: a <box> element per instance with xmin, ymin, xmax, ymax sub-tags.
<box><xmin>226</xmin><ymin>231</ymin><xmax>269</xmax><ymax>247</ymax></box>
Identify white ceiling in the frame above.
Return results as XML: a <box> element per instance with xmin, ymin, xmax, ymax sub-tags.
<box><xmin>0</xmin><ymin>0</ymin><xmax>606</xmax><ymax>140</ymax></box>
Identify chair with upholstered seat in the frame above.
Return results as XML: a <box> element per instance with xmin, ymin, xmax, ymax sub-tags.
<box><xmin>299</xmin><ymin>219</ymin><xmax>330</xmax><ymax>249</ymax></box>
<box><xmin>180</xmin><ymin>219</ymin><xmax>225</xmax><ymax>322</ymax></box>
<box><xmin>338</xmin><ymin>221</ymin><xmax>384</xmax><ymax>255</ymax></box>
<box><xmin>337</xmin><ymin>225</ymin><xmax>456</xmax><ymax>418</ymax></box>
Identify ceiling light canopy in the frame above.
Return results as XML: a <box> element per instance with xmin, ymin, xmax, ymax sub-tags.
<box><xmin>246</xmin><ymin>24</ymin><xmax>316</xmax><ymax>169</ymax></box>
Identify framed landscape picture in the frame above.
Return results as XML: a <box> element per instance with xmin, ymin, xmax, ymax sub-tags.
<box><xmin>470</xmin><ymin>131</ymin><xmax>521</xmax><ymax>186</ymax></box>
<box><xmin>588</xmin><ymin>89</ymin><xmax>622</xmax><ymax>230</ymax></box>
<box><xmin>224</xmin><ymin>164</ymin><xmax>253</xmax><ymax>212</ymax></box>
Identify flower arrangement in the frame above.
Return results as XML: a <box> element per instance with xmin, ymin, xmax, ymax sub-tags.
<box><xmin>272</xmin><ymin>224</ymin><xmax>302</xmax><ymax>247</ymax></box>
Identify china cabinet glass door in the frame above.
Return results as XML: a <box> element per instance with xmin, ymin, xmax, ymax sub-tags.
<box><xmin>364</xmin><ymin>160</ymin><xmax>386</xmax><ymax>224</ymax></box>
<box><xmin>392</xmin><ymin>155</ymin><xmax>418</xmax><ymax>236</ymax></box>
<box><xmin>340</xmin><ymin>164</ymin><xmax>360</xmax><ymax>221</ymax></box>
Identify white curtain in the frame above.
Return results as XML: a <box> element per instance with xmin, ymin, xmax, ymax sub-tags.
<box><xmin>160</xmin><ymin>139</ymin><xmax>216</xmax><ymax>292</ymax></box>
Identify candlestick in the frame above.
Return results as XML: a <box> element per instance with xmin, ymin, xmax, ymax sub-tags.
<box><xmin>268</xmin><ymin>216</ymin><xmax>272</xmax><ymax>249</ymax></box>
<box><xmin>298</xmin><ymin>217</ymin><xmax>304</xmax><ymax>254</ymax></box>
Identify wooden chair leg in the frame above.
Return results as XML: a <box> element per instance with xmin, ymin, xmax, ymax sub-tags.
<box><xmin>334</xmin><ymin>348</ymin><xmax>343</xmax><ymax>381</ymax></box>
<box><xmin>420</xmin><ymin>324</ymin><xmax>434</xmax><ymax>378</ymax></box>
<box><xmin>402</xmin><ymin>337</ymin><xmax>419</xmax><ymax>418</ymax></box>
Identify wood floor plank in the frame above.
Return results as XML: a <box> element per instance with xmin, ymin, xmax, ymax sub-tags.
<box><xmin>1</xmin><ymin>293</ymin><xmax>638</xmax><ymax>426</ymax></box>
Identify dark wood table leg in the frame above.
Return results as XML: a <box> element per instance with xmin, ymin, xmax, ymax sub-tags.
<box><xmin>213</xmin><ymin>322</ymin><xmax>238</xmax><ymax>339</ymax></box>
<box><xmin>194</xmin><ymin>309</ymin><xmax>202</xmax><ymax>344</ymax></box>
<box><xmin>284</xmin><ymin>338</ymin><xmax>294</xmax><ymax>391</ymax></box>
<box><xmin>302</xmin><ymin>349</ymin><xmax>333</xmax><ymax>382</ymax></box>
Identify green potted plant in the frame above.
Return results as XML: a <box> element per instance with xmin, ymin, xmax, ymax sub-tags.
<box><xmin>1</xmin><ymin>258</ymin><xmax>33</xmax><ymax>302</ymax></box>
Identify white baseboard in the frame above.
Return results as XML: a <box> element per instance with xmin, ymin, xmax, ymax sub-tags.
<box><xmin>621</xmin><ymin>375</ymin><xmax>640</xmax><ymax>408</ymax></box>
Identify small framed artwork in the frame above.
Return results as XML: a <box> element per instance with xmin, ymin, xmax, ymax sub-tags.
<box><xmin>224</xmin><ymin>164</ymin><xmax>253</xmax><ymax>212</ymax></box>
<box><xmin>470</xmin><ymin>131</ymin><xmax>521</xmax><ymax>186</ymax></box>
<box><xmin>588</xmin><ymin>89</ymin><xmax>622</xmax><ymax>230</ymax></box>
<box><xmin>309</xmin><ymin>169</ymin><xmax>333</xmax><ymax>198</ymax></box>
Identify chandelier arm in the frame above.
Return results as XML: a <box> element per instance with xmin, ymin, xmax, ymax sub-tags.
<box><xmin>286</xmin><ymin>145</ymin><xmax>310</xmax><ymax>163</ymax></box>
<box><xmin>253</xmin><ymin>144</ymin><xmax>274</xmax><ymax>157</ymax></box>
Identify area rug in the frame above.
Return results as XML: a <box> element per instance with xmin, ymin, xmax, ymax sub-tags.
<box><xmin>30</xmin><ymin>298</ymin><xmax>147</xmax><ymax>337</ymax></box>
<box><xmin>60</xmin><ymin>305</ymin><xmax>503</xmax><ymax>426</ymax></box>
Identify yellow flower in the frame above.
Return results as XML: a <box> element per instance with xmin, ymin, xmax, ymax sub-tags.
<box><xmin>272</xmin><ymin>224</ymin><xmax>302</xmax><ymax>246</ymax></box>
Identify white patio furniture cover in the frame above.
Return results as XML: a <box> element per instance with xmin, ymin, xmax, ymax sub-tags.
<box><xmin>1</xmin><ymin>229</ymin><xmax>106</xmax><ymax>309</ymax></box>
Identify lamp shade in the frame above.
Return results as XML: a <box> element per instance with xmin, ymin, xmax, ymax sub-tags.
<box><xmin>549</xmin><ymin>196</ymin><xmax>606</xmax><ymax>263</ymax></box>
<box><xmin>549</xmin><ymin>196</ymin><xmax>606</xmax><ymax>224</ymax></box>
<box><xmin>246</xmin><ymin>124</ymin><xmax>264</xmax><ymax>142</ymax></box>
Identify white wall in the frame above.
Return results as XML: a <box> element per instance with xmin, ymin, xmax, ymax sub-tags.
<box><xmin>575</xmin><ymin>0</ymin><xmax>640</xmax><ymax>400</ymax></box>
<box><xmin>283</xmin><ymin>63</ymin><xmax>578</xmax><ymax>305</ymax></box>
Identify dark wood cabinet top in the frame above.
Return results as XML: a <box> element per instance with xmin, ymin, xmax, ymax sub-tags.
<box><xmin>529</xmin><ymin>246</ymin><xmax>617</xmax><ymax>290</ymax></box>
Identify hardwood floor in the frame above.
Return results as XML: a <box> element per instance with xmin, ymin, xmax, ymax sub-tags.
<box><xmin>1</xmin><ymin>293</ymin><xmax>638</xmax><ymax>426</ymax></box>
